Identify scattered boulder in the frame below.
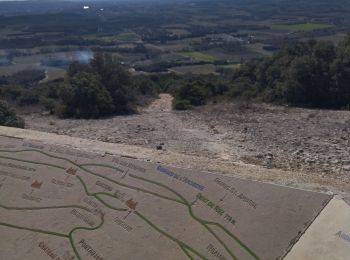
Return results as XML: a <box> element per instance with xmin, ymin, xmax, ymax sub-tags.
<box><xmin>266</xmin><ymin>152</ymin><xmax>273</xmax><ymax>159</ymax></box>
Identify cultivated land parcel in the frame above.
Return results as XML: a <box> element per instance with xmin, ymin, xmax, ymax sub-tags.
<box><xmin>0</xmin><ymin>134</ymin><xmax>335</xmax><ymax>260</ymax></box>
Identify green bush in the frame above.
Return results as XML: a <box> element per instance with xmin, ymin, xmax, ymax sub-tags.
<box><xmin>61</xmin><ymin>72</ymin><xmax>115</xmax><ymax>118</ymax></box>
<box><xmin>0</xmin><ymin>100</ymin><xmax>24</xmax><ymax>128</ymax></box>
<box><xmin>227</xmin><ymin>77</ymin><xmax>257</xmax><ymax>99</ymax></box>
<box><xmin>0</xmin><ymin>85</ymin><xmax>23</xmax><ymax>100</ymax></box>
<box><xmin>18</xmin><ymin>90</ymin><xmax>40</xmax><ymax>106</ymax></box>
<box><xmin>173</xmin><ymin>99</ymin><xmax>192</xmax><ymax>110</ymax></box>
<box><xmin>39</xmin><ymin>97</ymin><xmax>57</xmax><ymax>114</ymax></box>
<box><xmin>174</xmin><ymin>81</ymin><xmax>209</xmax><ymax>107</ymax></box>
<box><xmin>60</xmin><ymin>53</ymin><xmax>140</xmax><ymax>118</ymax></box>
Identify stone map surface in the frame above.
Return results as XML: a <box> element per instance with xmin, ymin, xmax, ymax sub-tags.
<box><xmin>0</xmin><ymin>135</ymin><xmax>331</xmax><ymax>260</ymax></box>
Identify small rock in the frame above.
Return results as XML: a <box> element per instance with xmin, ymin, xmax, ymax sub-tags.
<box><xmin>266</xmin><ymin>152</ymin><xmax>273</xmax><ymax>159</ymax></box>
<box><xmin>305</xmin><ymin>158</ymin><xmax>316</xmax><ymax>163</ymax></box>
<box><xmin>326</xmin><ymin>191</ymin><xmax>334</xmax><ymax>196</ymax></box>
<box><xmin>292</xmin><ymin>149</ymin><xmax>304</xmax><ymax>156</ymax></box>
<box><xmin>331</xmin><ymin>159</ymin><xmax>339</xmax><ymax>164</ymax></box>
<box><xmin>343</xmin><ymin>165</ymin><xmax>350</xmax><ymax>171</ymax></box>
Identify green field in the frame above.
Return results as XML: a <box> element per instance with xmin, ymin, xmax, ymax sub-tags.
<box><xmin>220</xmin><ymin>63</ymin><xmax>241</xmax><ymax>70</ymax></box>
<box><xmin>178</xmin><ymin>51</ymin><xmax>217</xmax><ymax>62</ymax></box>
<box><xmin>272</xmin><ymin>22</ymin><xmax>334</xmax><ymax>32</ymax></box>
<box><xmin>116</xmin><ymin>32</ymin><xmax>141</xmax><ymax>42</ymax></box>
<box><xmin>169</xmin><ymin>64</ymin><xmax>217</xmax><ymax>74</ymax></box>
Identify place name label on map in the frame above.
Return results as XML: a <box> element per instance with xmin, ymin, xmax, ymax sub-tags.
<box><xmin>113</xmin><ymin>189</ymin><xmax>127</xmax><ymax>202</ymax></box>
<box><xmin>96</xmin><ymin>180</ymin><xmax>113</xmax><ymax>192</ymax></box>
<box><xmin>196</xmin><ymin>193</ymin><xmax>236</xmax><ymax>225</ymax></box>
<box><xmin>207</xmin><ymin>244</ymin><xmax>227</xmax><ymax>260</ymax></box>
<box><xmin>79</xmin><ymin>239</ymin><xmax>104</xmax><ymax>260</ymax></box>
<box><xmin>22</xmin><ymin>193</ymin><xmax>42</xmax><ymax>203</ymax></box>
<box><xmin>0</xmin><ymin>161</ymin><xmax>36</xmax><ymax>172</ymax></box>
<box><xmin>81</xmin><ymin>197</ymin><xmax>106</xmax><ymax>218</ymax></box>
<box><xmin>214</xmin><ymin>178</ymin><xmax>257</xmax><ymax>209</ymax></box>
<box><xmin>0</xmin><ymin>170</ymin><xmax>31</xmax><ymax>181</ymax></box>
<box><xmin>38</xmin><ymin>241</ymin><xmax>63</xmax><ymax>260</ymax></box>
<box><xmin>83</xmin><ymin>197</ymin><xmax>100</xmax><ymax>208</ymax></box>
<box><xmin>113</xmin><ymin>158</ymin><xmax>146</xmax><ymax>173</ymax></box>
<box><xmin>114</xmin><ymin>217</ymin><xmax>133</xmax><ymax>232</ymax></box>
<box><xmin>157</xmin><ymin>165</ymin><xmax>205</xmax><ymax>191</ymax></box>
<box><xmin>335</xmin><ymin>231</ymin><xmax>350</xmax><ymax>243</ymax></box>
<box><xmin>51</xmin><ymin>178</ymin><xmax>74</xmax><ymax>188</ymax></box>
<box><xmin>71</xmin><ymin>209</ymin><xmax>96</xmax><ymax>227</ymax></box>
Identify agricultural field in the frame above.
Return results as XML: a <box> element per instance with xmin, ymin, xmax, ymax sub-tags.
<box><xmin>166</xmin><ymin>28</ymin><xmax>191</xmax><ymax>37</ymax></box>
<box><xmin>178</xmin><ymin>51</ymin><xmax>218</xmax><ymax>62</ymax></box>
<box><xmin>271</xmin><ymin>22</ymin><xmax>334</xmax><ymax>32</ymax></box>
<box><xmin>43</xmin><ymin>67</ymin><xmax>66</xmax><ymax>82</ymax></box>
<box><xmin>168</xmin><ymin>64</ymin><xmax>217</xmax><ymax>74</ymax></box>
<box><xmin>300</xmin><ymin>33</ymin><xmax>348</xmax><ymax>44</ymax></box>
<box><xmin>116</xmin><ymin>32</ymin><xmax>142</xmax><ymax>42</ymax></box>
<box><xmin>246</xmin><ymin>43</ymin><xmax>274</xmax><ymax>57</ymax></box>
<box><xmin>219</xmin><ymin>63</ymin><xmax>241</xmax><ymax>70</ymax></box>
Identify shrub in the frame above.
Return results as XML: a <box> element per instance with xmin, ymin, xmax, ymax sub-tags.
<box><xmin>61</xmin><ymin>53</ymin><xmax>140</xmax><ymax>118</ymax></box>
<box><xmin>173</xmin><ymin>99</ymin><xmax>192</xmax><ymax>110</ymax></box>
<box><xmin>174</xmin><ymin>81</ymin><xmax>209</xmax><ymax>107</ymax></box>
<box><xmin>61</xmin><ymin>72</ymin><xmax>115</xmax><ymax>119</ymax></box>
<box><xmin>0</xmin><ymin>100</ymin><xmax>25</xmax><ymax>128</ymax></box>
<box><xmin>226</xmin><ymin>77</ymin><xmax>257</xmax><ymax>99</ymax></box>
<box><xmin>18</xmin><ymin>90</ymin><xmax>40</xmax><ymax>106</ymax></box>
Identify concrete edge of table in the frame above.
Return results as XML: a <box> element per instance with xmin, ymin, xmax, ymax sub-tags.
<box><xmin>284</xmin><ymin>196</ymin><xmax>350</xmax><ymax>260</ymax></box>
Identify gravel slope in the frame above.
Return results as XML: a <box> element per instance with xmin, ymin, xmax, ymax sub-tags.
<box><xmin>22</xmin><ymin>94</ymin><xmax>350</xmax><ymax>184</ymax></box>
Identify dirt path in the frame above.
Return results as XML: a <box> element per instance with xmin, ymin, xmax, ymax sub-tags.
<box><xmin>141</xmin><ymin>93</ymin><xmax>173</xmax><ymax>113</ymax></box>
<box><xmin>22</xmin><ymin>94</ymin><xmax>229</xmax><ymax>159</ymax></box>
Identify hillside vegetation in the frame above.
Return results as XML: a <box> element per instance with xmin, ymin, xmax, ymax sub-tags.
<box><xmin>174</xmin><ymin>35</ymin><xmax>350</xmax><ymax>110</ymax></box>
<box><xmin>0</xmin><ymin>53</ymin><xmax>161</xmax><ymax>120</ymax></box>
<box><xmin>1</xmin><ymin>36</ymin><xmax>350</xmax><ymax>126</ymax></box>
<box><xmin>226</xmin><ymin>35</ymin><xmax>350</xmax><ymax>108</ymax></box>
<box><xmin>0</xmin><ymin>100</ymin><xmax>24</xmax><ymax>128</ymax></box>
